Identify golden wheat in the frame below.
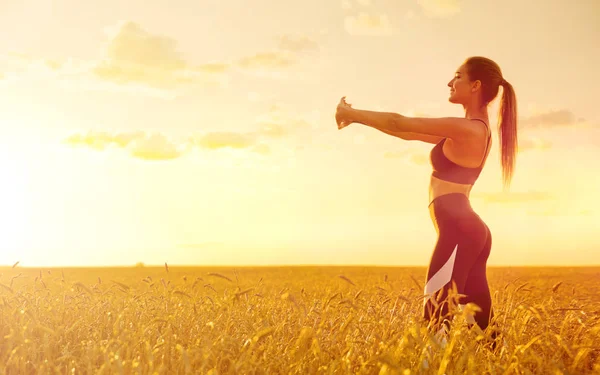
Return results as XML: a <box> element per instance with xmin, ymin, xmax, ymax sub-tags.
<box><xmin>0</xmin><ymin>266</ymin><xmax>598</xmax><ymax>374</ymax></box>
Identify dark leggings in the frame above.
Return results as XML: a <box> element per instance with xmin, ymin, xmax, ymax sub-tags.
<box><xmin>423</xmin><ymin>193</ymin><xmax>493</xmax><ymax>332</ymax></box>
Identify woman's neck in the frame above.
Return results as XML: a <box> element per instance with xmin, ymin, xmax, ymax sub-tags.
<box><xmin>463</xmin><ymin>104</ymin><xmax>488</xmax><ymax>122</ymax></box>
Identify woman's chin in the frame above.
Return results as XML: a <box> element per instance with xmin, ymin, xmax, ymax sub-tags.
<box><xmin>448</xmin><ymin>95</ymin><xmax>461</xmax><ymax>104</ymax></box>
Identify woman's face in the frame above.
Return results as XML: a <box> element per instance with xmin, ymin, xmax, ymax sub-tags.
<box><xmin>447</xmin><ymin>64</ymin><xmax>476</xmax><ymax>105</ymax></box>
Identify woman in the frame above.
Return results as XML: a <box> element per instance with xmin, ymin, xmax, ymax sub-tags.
<box><xmin>335</xmin><ymin>56</ymin><xmax>517</xmax><ymax>339</ymax></box>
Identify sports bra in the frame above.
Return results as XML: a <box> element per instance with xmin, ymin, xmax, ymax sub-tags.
<box><xmin>429</xmin><ymin>119</ymin><xmax>491</xmax><ymax>185</ymax></box>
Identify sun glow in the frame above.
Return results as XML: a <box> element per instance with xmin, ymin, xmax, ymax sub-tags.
<box><xmin>0</xmin><ymin>154</ymin><xmax>32</xmax><ymax>266</ymax></box>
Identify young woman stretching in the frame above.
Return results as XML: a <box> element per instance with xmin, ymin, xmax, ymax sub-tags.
<box><xmin>335</xmin><ymin>56</ymin><xmax>518</xmax><ymax>338</ymax></box>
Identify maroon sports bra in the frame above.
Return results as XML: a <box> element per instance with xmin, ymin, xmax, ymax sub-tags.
<box><xmin>429</xmin><ymin>119</ymin><xmax>491</xmax><ymax>185</ymax></box>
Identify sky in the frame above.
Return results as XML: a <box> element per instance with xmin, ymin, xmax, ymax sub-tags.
<box><xmin>0</xmin><ymin>0</ymin><xmax>599</xmax><ymax>267</ymax></box>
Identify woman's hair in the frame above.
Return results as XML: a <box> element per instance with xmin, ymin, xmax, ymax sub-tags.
<box><xmin>465</xmin><ymin>56</ymin><xmax>518</xmax><ymax>190</ymax></box>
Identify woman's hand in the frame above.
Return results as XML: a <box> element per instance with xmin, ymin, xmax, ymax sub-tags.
<box><xmin>335</xmin><ymin>96</ymin><xmax>354</xmax><ymax>130</ymax></box>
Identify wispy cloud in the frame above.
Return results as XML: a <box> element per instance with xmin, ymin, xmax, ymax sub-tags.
<box><xmin>0</xmin><ymin>53</ymin><xmax>75</xmax><ymax>82</ymax></box>
<box><xmin>344</xmin><ymin>13</ymin><xmax>396</xmax><ymax>36</ymax></box>
<box><xmin>417</xmin><ymin>0</ymin><xmax>461</xmax><ymax>18</ymax></box>
<box><xmin>93</xmin><ymin>21</ymin><xmax>229</xmax><ymax>90</ymax></box>
<box><xmin>236</xmin><ymin>33</ymin><xmax>320</xmax><ymax>74</ymax></box>
<box><xmin>520</xmin><ymin>109</ymin><xmax>586</xmax><ymax>129</ymax></box>
<box><xmin>472</xmin><ymin>190</ymin><xmax>555</xmax><ymax>204</ymax></box>
<box><xmin>196</xmin><ymin>63</ymin><xmax>229</xmax><ymax>74</ymax></box>
<box><xmin>191</xmin><ymin>132</ymin><xmax>256</xmax><ymax>150</ymax></box>
<box><xmin>64</xmin><ymin>131</ymin><xmax>144</xmax><ymax>150</ymax></box>
<box><xmin>64</xmin><ymin>131</ymin><xmax>184</xmax><ymax>161</ymax></box>
<box><xmin>0</xmin><ymin>25</ymin><xmax>229</xmax><ymax>97</ymax></box>
<box><xmin>341</xmin><ymin>0</ymin><xmax>396</xmax><ymax>36</ymax></box>
<box><xmin>129</xmin><ymin>133</ymin><xmax>183</xmax><ymax>160</ymax></box>
<box><xmin>253</xmin><ymin>105</ymin><xmax>312</xmax><ymax>135</ymax></box>
<box><xmin>277</xmin><ymin>34</ymin><xmax>319</xmax><ymax>53</ymax></box>
<box><xmin>189</xmin><ymin>131</ymin><xmax>274</xmax><ymax>158</ymax></box>
<box><xmin>189</xmin><ymin>105</ymin><xmax>313</xmax><ymax>150</ymax></box>
<box><xmin>519</xmin><ymin>137</ymin><xmax>552</xmax><ymax>152</ymax></box>
<box><xmin>2</xmin><ymin>23</ymin><xmax>321</xmax><ymax>95</ymax></box>
<box><xmin>61</xmin><ymin>104</ymin><xmax>310</xmax><ymax>160</ymax></box>
<box><xmin>237</xmin><ymin>51</ymin><xmax>296</xmax><ymax>70</ymax></box>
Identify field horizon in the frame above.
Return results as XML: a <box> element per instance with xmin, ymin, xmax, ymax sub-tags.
<box><xmin>3</xmin><ymin>264</ymin><xmax>600</xmax><ymax>270</ymax></box>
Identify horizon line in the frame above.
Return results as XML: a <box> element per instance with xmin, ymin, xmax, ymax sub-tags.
<box><xmin>1</xmin><ymin>263</ymin><xmax>599</xmax><ymax>269</ymax></box>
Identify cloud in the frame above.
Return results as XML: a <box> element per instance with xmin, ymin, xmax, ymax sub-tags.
<box><xmin>64</xmin><ymin>131</ymin><xmax>183</xmax><ymax>160</ymax></box>
<box><xmin>130</xmin><ymin>133</ymin><xmax>182</xmax><ymax>160</ymax></box>
<box><xmin>113</xmin><ymin>132</ymin><xmax>146</xmax><ymax>147</ymax></box>
<box><xmin>519</xmin><ymin>110</ymin><xmax>586</xmax><ymax>129</ymax></box>
<box><xmin>64</xmin><ymin>131</ymin><xmax>117</xmax><ymax>151</ymax></box>
<box><xmin>254</xmin><ymin>123</ymin><xmax>288</xmax><ymax>138</ymax></box>
<box><xmin>189</xmin><ymin>132</ymin><xmax>274</xmax><ymax>157</ymax></box>
<box><xmin>246</xmin><ymin>104</ymin><xmax>315</xmax><ymax>145</ymax></box>
<box><xmin>196</xmin><ymin>62</ymin><xmax>229</xmax><ymax>74</ymax></box>
<box><xmin>472</xmin><ymin>191</ymin><xmax>555</xmax><ymax>204</ymax></box>
<box><xmin>192</xmin><ymin>132</ymin><xmax>256</xmax><ymax>150</ymax></box>
<box><xmin>277</xmin><ymin>34</ymin><xmax>319</xmax><ymax>53</ymax></box>
<box><xmin>64</xmin><ymin>131</ymin><xmax>146</xmax><ymax>150</ymax></box>
<box><xmin>344</xmin><ymin>13</ymin><xmax>396</xmax><ymax>36</ymax></box>
<box><xmin>64</xmin><ymin>129</ymin><xmax>272</xmax><ymax>159</ymax></box>
<box><xmin>2</xmin><ymin>25</ymin><xmax>320</xmax><ymax>95</ymax></box>
<box><xmin>188</xmin><ymin>106</ymin><xmax>309</xmax><ymax>153</ymax></box>
<box><xmin>519</xmin><ymin>137</ymin><xmax>552</xmax><ymax>152</ymax></box>
<box><xmin>233</xmin><ymin>33</ymin><xmax>321</xmax><ymax>78</ymax></box>
<box><xmin>0</xmin><ymin>53</ymin><xmax>77</xmax><ymax>83</ymax></box>
<box><xmin>92</xmin><ymin>21</ymin><xmax>230</xmax><ymax>90</ymax></box>
<box><xmin>237</xmin><ymin>51</ymin><xmax>296</xmax><ymax>70</ymax></box>
<box><xmin>61</xmin><ymin>104</ymin><xmax>312</xmax><ymax>161</ymax></box>
<box><xmin>417</xmin><ymin>0</ymin><xmax>461</xmax><ymax>18</ymax></box>
<box><xmin>1</xmin><ymin>25</ymin><xmax>229</xmax><ymax>95</ymax></box>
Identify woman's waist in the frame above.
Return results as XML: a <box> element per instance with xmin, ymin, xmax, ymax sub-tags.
<box><xmin>428</xmin><ymin>177</ymin><xmax>478</xmax><ymax>218</ymax></box>
<box><xmin>429</xmin><ymin>176</ymin><xmax>473</xmax><ymax>205</ymax></box>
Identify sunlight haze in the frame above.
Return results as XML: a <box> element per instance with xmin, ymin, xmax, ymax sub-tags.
<box><xmin>0</xmin><ymin>0</ymin><xmax>599</xmax><ymax>267</ymax></box>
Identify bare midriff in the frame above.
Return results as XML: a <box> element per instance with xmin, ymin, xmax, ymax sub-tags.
<box><xmin>428</xmin><ymin>175</ymin><xmax>473</xmax><ymax>206</ymax></box>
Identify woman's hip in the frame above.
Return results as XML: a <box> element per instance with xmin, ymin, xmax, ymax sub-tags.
<box><xmin>428</xmin><ymin>193</ymin><xmax>487</xmax><ymax>233</ymax></box>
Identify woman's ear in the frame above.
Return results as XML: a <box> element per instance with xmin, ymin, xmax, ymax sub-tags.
<box><xmin>471</xmin><ymin>80</ymin><xmax>482</xmax><ymax>93</ymax></box>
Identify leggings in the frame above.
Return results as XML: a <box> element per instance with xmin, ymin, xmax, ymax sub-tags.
<box><xmin>423</xmin><ymin>193</ymin><xmax>493</xmax><ymax>332</ymax></box>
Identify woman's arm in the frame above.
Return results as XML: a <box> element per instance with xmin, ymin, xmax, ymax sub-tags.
<box><xmin>351</xmin><ymin>109</ymin><xmax>477</xmax><ymax>141</ymax></box>
<box><xmin>336</xmin><ymin>97</ymin><xmax>482</xmax><ymax>142</ymax></box>
<box><xmin>370</xmin><ymin>127</ymin><xmax>444</xmax><ymax>144</ymax></box>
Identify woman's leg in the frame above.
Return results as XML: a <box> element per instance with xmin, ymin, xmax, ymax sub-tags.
<box><xmin>423</xmin><ymin>232</ymin><xmax>482</xmax><ymax>331</ymax></box>
<box><xmin>423</xmin><ymin>207</ymin><xmax>489</xmax><ymax>332</ymax></box>
<box><xmin>462</xmin><ymin>225</ymin><xmax>493</xmax><ymax>330</ymax></box>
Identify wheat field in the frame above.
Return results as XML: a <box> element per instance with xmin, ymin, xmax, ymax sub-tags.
<box><xmin>0</xmin><ymin>265</ymin><xmax>598</xmax><ymax>374</ymax></box>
